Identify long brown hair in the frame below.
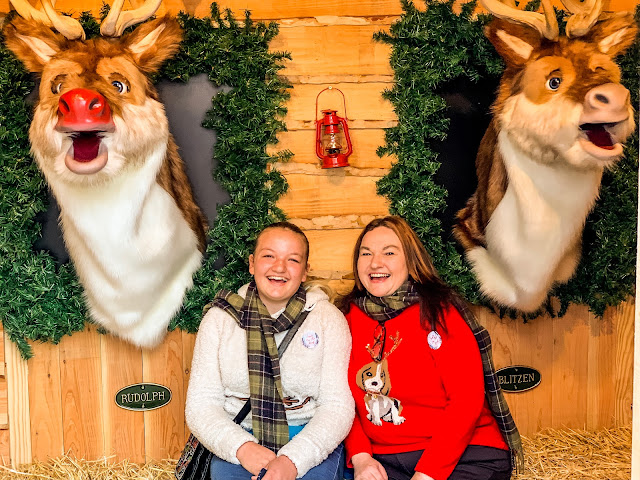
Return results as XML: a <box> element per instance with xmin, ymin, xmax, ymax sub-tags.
<box><xmin>337</xmin><ymin>216</ymin><xmax>458</xmax><ymax>331</ymax></box>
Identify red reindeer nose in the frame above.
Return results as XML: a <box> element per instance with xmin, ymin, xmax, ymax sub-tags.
<box><xmin>56</xmin><ymin>88</ymin><xmax>115</xmax><ymax>132</ymax></box>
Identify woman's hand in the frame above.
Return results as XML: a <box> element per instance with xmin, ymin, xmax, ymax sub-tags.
<box><xmin>352</xmin><ymin>452</ymin><xmax>388</xmax><ymax>480</ymax></box>
<box><xmin>410</xmin><ymin>473</ymin><xmax>435</xmax><ymax>480</ymax></box>
<box><xmin>237</xmin><ymin>441</ymin><xmax>277</xmax><ymax>475</ymax></box>
<box><xmin>250</xmin><ymin>455</ymin><xmax>297</xmax><ymax>480</ymax></box>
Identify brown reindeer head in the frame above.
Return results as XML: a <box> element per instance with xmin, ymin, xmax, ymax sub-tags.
<box><xmin>482</xmin><ymin>0</ymin><xmax>637</xmax><ymax>169</ymax></box>
<box><xmin>3</xmin><ymin>0</ymin><xmax>182</xmax><ymax>185</ymax></box>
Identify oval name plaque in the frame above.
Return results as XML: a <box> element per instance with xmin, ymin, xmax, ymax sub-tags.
<box><xmin>496</xmin><ymin>365</ymin><xmax>541</xmax><ymax>393</ymax></box>
<box><xmin>115</xmin><ymin>383</ymin><xmax>172</xmax><ymax>411</ymax></box>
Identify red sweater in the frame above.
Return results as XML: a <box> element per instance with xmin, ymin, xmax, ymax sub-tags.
<box><xmin>345</xmin><ymin>303</ymin><xmax>508</xmax><ymax>480</ymax></box>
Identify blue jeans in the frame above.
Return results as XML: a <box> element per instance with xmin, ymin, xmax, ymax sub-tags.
<box><xmin>210</xmin><ymin>443</ymin><xmax>345</xmax><ymax>480</ymax></box>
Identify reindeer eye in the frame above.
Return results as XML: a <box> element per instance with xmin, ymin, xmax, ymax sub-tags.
<box><xmin>112</xmin><ymin>80</ymin><xmax>128</xmax><ymax>94</ymax></box>
<box><xmin>51</xmin><ymin>81</ymin><xmax>63</xmax><ymax>94</ymax></box>
<box><xmin>547</xmin><ymin>77</ymin><xmax>562</xmax><ymax>91</ymax></box>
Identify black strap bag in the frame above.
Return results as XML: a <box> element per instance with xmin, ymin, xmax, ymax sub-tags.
<box><xmin>175</xmin><ymin>309</ymin><xmax>309</xmax><ymax>480</ymax></box>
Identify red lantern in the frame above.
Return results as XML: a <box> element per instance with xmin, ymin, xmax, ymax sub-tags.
<box><xmin>315</xmin><ymin>87</ymin><xmax>352</xmax><ymax>168</ymax></box>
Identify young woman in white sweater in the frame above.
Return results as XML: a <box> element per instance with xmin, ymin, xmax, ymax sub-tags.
<box><xmin>185</xmin><ymin>222</ymin><xmax>354</xmax><ymax>480</ymax></box>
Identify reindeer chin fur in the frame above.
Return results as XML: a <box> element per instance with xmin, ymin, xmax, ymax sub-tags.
<box><xmin>465</xmin><ymin>131</ymin><xmax>603</xmax><ymax>311</ymax></box>
<box><xmin>54</xmin><ymin>144</ymin><xmax>203</xmax><ymax>347</ymax></box>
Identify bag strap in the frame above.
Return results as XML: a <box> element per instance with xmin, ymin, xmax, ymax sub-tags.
<box><xmin>232</xmin><ymin>308</ymin><xmax>311</xmax><ymax>424</ymax></box>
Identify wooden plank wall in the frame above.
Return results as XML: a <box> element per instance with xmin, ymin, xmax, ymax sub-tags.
<box><xmin>1</xmin><ymin>0</ymin><xmax>638</xmax><ymax>466</ymax></box>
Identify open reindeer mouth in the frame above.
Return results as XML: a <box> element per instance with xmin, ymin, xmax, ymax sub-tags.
<box><xmin>71</xmin><ymin>132</ymin><xmax>104</xmax><ymax>161</ymax></box>
<box><xmin>63</xmin><ymin>131</ymin><xmax>110</xmax><ymax>175</ymax></box>
<box><xmin>579</xmin><ymin>123</ymin><xmax>617</xmax><ymax>150</ymax></box>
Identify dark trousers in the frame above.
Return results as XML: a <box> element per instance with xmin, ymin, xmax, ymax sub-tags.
<box><xmin>373</xmin><ymin>445</ymin><xmax>512</xmax><ymax>480</ymax></box>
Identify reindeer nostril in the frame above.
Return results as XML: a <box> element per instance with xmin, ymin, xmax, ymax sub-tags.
<box><xmin>59</xmin><ymin>98</ymin><xmax>69</xmax><ymax>113</ymax></box>
<box><xmin>89</xmin><ymin>98</ymin><xmax>102</xmax><ymax>111</ymax></box>
<box><xmin>595</xmin><ymin>94</ymin><xmax>609</xmax><ymax>104</ymax></box>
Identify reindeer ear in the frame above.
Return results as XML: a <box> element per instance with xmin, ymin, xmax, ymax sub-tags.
<box><xmin>486</xmin><ymin>19</ymin><xmax>542</xmax><ymax>66</ymax></box>
<box><xmin>123</xmin><ymin>16</ymin><xmax>183</xmax><ymax>74</ymax></box>
<box><xmin>3</xmin><ymin>17</ymin><xmax>65</xmax><ymax>73</ymax></box>
<box><xmin>586</xmin><ymin>12</ymin><xmax>638</xmax><ymax>57</ymax></box>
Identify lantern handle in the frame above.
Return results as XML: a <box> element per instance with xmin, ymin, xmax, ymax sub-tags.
<box><xmin>315</xmin><ymin>86</ymin><xmax>348</xmax><ymax>121</ymax></box>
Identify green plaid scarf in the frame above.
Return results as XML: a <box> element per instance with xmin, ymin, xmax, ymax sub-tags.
<box><xmin>209</xmin><ymin>281</ymin><xmax>308</xmax><ymax>452</ymax></box>
<box><xmin>354</xmin><ymin>281</ymin><xmax>524</xmax><ymax>475</ymax></box>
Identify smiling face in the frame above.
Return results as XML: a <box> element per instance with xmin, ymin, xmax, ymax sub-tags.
<box><xmin>249</xmin><ymin>228</ymin><xmax>310</xmax><ymax>314</ymax></box>
<box><xmin>357</xmin><ymin>226</ymin><xmax>409</xmax><ymax>298</ymax></box>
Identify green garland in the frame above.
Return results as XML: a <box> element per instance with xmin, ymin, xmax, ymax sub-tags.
<box><xmin>0</xmin><ymin>4</ymin><xmax>291</xmax><ymax>358</ymax></box>
<box><xmin>376</xmin><ymin>0</ymin><xmax>639</xmax><ymax>318</ymax></box>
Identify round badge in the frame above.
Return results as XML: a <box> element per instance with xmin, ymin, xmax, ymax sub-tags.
<box><xmin>428</xmin><ymin>330</ymin><xmax>442</xmax><ymax>350</ymax></box>
<box><xmin>301</xmin><ymin>330</ymin><xmax>320</xmax><ymax>349</ymax></box>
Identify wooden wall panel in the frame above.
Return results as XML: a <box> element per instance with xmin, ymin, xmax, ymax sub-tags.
<box><xmin>551</xmin><ymin>305</ymin><xmax>591</xmax><ymax>429</ymax></box>
<box><xmin>615</xmin><ymin>301</ymin><xmax>634</xmax><ymax>426</ymax></box>
<box><xmin>478</xmin><ymin>308</ymin><xmax>554</xmax><ymax>435</ymax></box>
<box><xmin>59</xmin><ymin>326</ymin><xmax>104</xmax><ymax>459</ymax></box>
<box><xmin>1</xmin><ymin>0</ymin><xmax>635</xmax><ymax>18</ymax></box>
<box><xmin>271</xmin><ymin>129</ymin><xmax>393</xmax><ymax>169</ymax></box>
<box><xmin>0</xmin><ymin>0</ymin><xmax>405</xmax><ymax>19</ymax></box>
<box><xmin>0</xmin><ymin>325</ymin><xmax>9</xmax><ymax>464</ymax></box>
<box><xmin>143</xmin><ymin>329</ymin><xmax>185</xmax><ymax>461</ymax></box>
<box><xmin>271</xmin><ymin>25</ymin><xmax>392</xmax><ymax>78</ymax></box>
<box><xmin>277</xmin><ymin>172</ymin><xmax>389</xmax><ymax>219</ymax></box>
<box><xmin>307</xmin><ymin>228</ymin><xmax>362</xmax><ymax>277</ymax></box>
<box><xmin>587</xmin><ymin>307</ymin><xmax>617</xmax><ymax>430</ymax></box>
<box><xmin>101</xmin><ymin>336</ymin><xmax>145</xmax><ymax>462</ymax></box>
<box><xmin>5</xmin><ymin>335</ymin><xmax>30</xmax><ymax>467</ymax></box>
<box><xmin>28</xmin><ymin>341</ymin><xmax>63</xmax><ymax>461</ymax></box>
<box><xmin>181</xmin><ymin>331</ymin><xmax>197</xmax><ymax>444</ymax></box>
<box><xmin>285</xmin><ymin>83</ymin><xmax>396</xmax><ymax>130</ymax></box>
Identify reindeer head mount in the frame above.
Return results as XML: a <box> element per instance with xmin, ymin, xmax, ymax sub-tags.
<box><xmin>9</xmin><ymin>0</ymin><xmax>163</xmax><ymax>39</ymax></box>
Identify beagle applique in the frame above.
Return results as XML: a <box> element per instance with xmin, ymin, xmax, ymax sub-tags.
<box><xmin>356</xmin><ymin>332</ymin><xmax>405</xmax><ymax>426</ymax></box>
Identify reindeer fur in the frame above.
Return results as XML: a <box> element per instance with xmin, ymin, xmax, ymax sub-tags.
<box><xmin>454</xmin><ymin>15</ymin><xmax>637</xmax><ymax>312</ymax></box>
<box><xmin>4</xmin><ymin>16</ymin><xmax>207</xmax><ymax>347</ymax></box>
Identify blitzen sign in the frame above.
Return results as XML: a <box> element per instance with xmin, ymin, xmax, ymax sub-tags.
<box><xmin>496</xmin><ymin>366</ymin><xmax>541</xmax><ymax>393</ymax></box>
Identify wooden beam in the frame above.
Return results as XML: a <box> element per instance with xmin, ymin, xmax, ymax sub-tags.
<box><xmin>5</xmin><ymin>334</ymin><xmax>31</xmax><ymax>466</ymax></box>
<box><xmin>631</xmin><ymin>154</ymin><xmax>640</xmax><ymax>477</ymax></box>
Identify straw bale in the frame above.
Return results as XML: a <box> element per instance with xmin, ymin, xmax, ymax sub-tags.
<box><xmin>519</xmin><ymin>426</ymin><xmax>631</xmax><ymax>479</ymax></box>
<box><xmin>0</xmin><ymin>457</ymin><xmax>177</xmax><ymax>480</ymax></box>
<box><xmin>0</xmin><ymin>426</ymin><xmax>631</xmax><ymax>479</ymax></box>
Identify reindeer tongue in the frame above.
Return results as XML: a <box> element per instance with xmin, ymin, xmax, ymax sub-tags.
<box><xmin>582</xmin><ymin>124</ymin><xmax>615</xmax><ymax>150</ymax></box>
<box><xmin>73</xmin><ymin>133</ymin><xmax>101</xmax><ymax>161</ymax></box>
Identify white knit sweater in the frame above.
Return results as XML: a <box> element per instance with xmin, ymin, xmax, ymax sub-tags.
<box><xmin>185</xmin><ymin>285</ymin><xmax>354</xmax><ymax>477</ymax></box>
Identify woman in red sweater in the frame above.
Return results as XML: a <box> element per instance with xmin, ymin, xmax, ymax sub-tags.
<box><xmin>338</xmin><ymin>216</ymin><xmax>523</xmax><ymax>480</ymax></box>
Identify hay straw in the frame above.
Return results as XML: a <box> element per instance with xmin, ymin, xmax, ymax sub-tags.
<box><xmin>0</xmin><ymin>426</ymin><xmax>631</xmax><ymax>479</ymax></box>
<box><xmin>519</xmin><ymin>426</ymin><xmax>631</xmax><ymax>479</ymax></box>
<box><xmin>0</xmin><ymin>456</ymin><xmax>178</xmax><ymax>480</ymax></box>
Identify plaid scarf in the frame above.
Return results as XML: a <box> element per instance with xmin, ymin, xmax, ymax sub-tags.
<box><xmin>354</xmin><ymin>281</ymin><xmax>524</xmax><ymax>475</ymax></box>
<box><xmin>209</xmin><ymin>281</ymin><xmax>308</xmax><ymax>452</ymax></box>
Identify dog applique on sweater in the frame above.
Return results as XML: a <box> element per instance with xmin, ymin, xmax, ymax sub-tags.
<box><xmin>356</xmin><ymin>332</ymin><xmax>405</xmax><ymax>426</ymax></box>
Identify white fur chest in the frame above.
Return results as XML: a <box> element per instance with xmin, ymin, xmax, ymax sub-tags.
<box><xmin>485</xmin><ymin>132</ymin><xmax>603</xmax><ymax>290</ymax></box>
<box><xmin>47</xmin><ymin>146</ymin><xmax>202</xmax><ymax>347</ymax></box>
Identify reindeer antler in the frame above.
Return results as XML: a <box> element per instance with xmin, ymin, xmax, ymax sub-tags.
<box><xmin>382</xmin><ymin>332</ymin><xmax>402</xmax><ymax>361</ymax></box>
<box><xmin>559</xmin><ymin>0</ymin><xmax>603</xmax><ymax>37</ymax></box>
<box><xmin>100</xmin><ymin>0</ymin><xmax>163</xmax><ymax>37</ymax></box>
<box><xmin>10</xmin><ymin>0</ymin><xmax>85</xmax><ymax>40</ymax></box>
<box><xmin>481</xmin><ymin>0</ymin><xmax>560</xmax><ymax>41</ymax></box>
